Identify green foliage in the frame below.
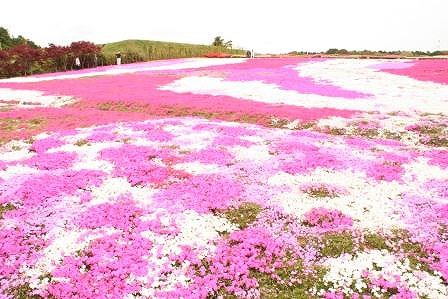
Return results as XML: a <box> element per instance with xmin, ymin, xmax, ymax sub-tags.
<box><xmin>304</xmin><ymin>186</ymin><xmax>338</xmax><ymax>198</ymax></box>
<box><xmin>322</xmin><ymin>48</ymin><xmax>448</xmax><ymax>57</ymax></box>
<box><xmin>212</xmin><ymin>36</ymin><xmax>225</xmax><ymax>47</ymax></box>
<box><xmin>362</xmin><ymin>233</ymin><xmax>390</xmax><ymax>250</ymax></box>
<box><xmin>326</xmin><ymin>48</ymin><xmax>340</xmax><ymax>55</ymax></box>
<box><xmin>102</xmin><ymin>39</ymin><xmax>244</xmax><ymax>64</ymax></box>
<box><xmin>1</xmin><ymin>27</ymin><xmax>245</xmax><ymax>78</ymax></box>
<box><xmin>413</xmin><ymin>124</ymin><xmax>448</xmax><ymax>147</ymax></box>
<box><xmin>74</xmin><ymin>139</ymin><xmax>89</xmax><ymax>146</ymax></box>
<box><xmin>8</xmin><ymin>283</ymin><xmax>42</xmax><ymax>299</ymax></box>
<box><xmin>321</xmin><ymin>232</ymin><xmax>355</xmax><ymax>257</ymax></box>
<box><xmin>251</xmin><ymin>262</ymin><xmax>327</xmax><ymax>299</ymax></box>
<box><xmin>0</xmin><ymin>27</ymin><xmax>37</xmax><ymax>50</ymax></box>
<box><xmin>0</xmin><ymin>203</ymin><xmax>15</xmax><ymax>219</ymax></box>
<box><xmin>0</xmin><ymin>27</ymin><xmax>12</xmax><ymax>50</ymax></box>
<box><xmin>221</xmin><ymin>202</ymin><xmax>262</xmax><ymax>229</ymax></box>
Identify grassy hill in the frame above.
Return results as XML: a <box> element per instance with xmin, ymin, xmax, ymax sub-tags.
<box><xmin>101</xmin><ymin>39</ymin><xmax>245</xmax><ymax>63</ymax></box>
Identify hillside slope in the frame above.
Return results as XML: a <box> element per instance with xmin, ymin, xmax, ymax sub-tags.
<box><xmin>102</xmin><ymin>39</ymin><xmax>245</xmax><ymax>62</ymax></box>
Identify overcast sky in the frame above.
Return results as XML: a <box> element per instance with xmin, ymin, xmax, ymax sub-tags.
<box><xmin>1</xmin><ymin>0</ymin><xmax>447</xmax><ymax>53</ymax></box>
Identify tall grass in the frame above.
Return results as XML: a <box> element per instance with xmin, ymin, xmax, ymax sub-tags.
<box><xmin>101</xmin><ymin>39</ymin><xmax>245</xmax><ymax>64</ymax></box>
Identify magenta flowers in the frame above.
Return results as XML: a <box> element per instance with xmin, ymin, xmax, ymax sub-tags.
<box><xmin>1</xmin><ymin>58</ymin><xmax>447</xmax><ymax>298</ymax></box>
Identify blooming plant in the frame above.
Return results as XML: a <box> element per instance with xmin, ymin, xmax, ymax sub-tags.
<box><xmin>0</xmin><ymin>58</ymin><xmax>447</xmax><ymax>298</ymax></box>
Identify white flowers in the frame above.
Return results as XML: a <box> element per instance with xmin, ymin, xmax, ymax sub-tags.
<box><xmin>0</xmin><ymin>88</ymin><xmax>75</xmax><ymax>108</ymax></box>
<box><xmin>321</xmin><ymin>249</ymin><xmax>448</xmax><ymax>298</ymax></box>
<box><xmin>297</xmin><ymin>59</ymin><xmax>448</xmax><ymax>114</ymax></box>
<box><xmin>138</xmin><ymin>209</ymin><xmax>237</xmax><ymax>295</ymax></box>
<box><xmin>269</xmin><ymin>169</ymin><xmax>406</xmax><ymax>230</ymax></box>
<box><xmin>161</xmin><ymin>59</ymin><xmax>448</xmax><ymax>115</ymax></box>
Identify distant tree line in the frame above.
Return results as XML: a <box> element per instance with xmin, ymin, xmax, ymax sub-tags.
<box><xmin>0</xmin><ymin>27</ymin><xmax>39</xmax><ymax>50</ymax></box>
<box><xmin>289</xmin><ymin>48</ymin><xmax>448</xmax><ymax>57</ymax></box>
<box><xmin>0</xmin><ymin>27</ymin><xmax>104</xmax><ymax>78</ymax></box>
<box><xmin>0</xmin><ymin>29</ymin><xmax>244</xmax><ymax>78</ymax></box>
<box><xmin>325</xmin><ymin>48</ymin><xmax>447</xmax><ymax>56</ymax></box>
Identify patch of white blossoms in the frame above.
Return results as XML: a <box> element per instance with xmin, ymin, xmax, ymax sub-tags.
<box><xmin>161</xmin><ymin>59</ymin><xmax>448</xmax><ymax>115</ymax></box>
<box><xmin>137</xmin><ymin>209</ymin><xmax>237</xmax><ymax>296</ymax></box>
<box><xmin>320</xmin><ymin>249</ymin><xmax>448</xmax><ymax>298</ymax></box>
<box><xmin>269</xmin><ymin>169</ymin><xmax>406</xmax><ymax>230</ymax></box>
<box><xmin>0</xmin><ymin>88</ymin><xmax>75</xmax><ymax>108</ymax></box>
<box><xmin>297</xmin><ymin>59</ymin><xmax>448</xmax><ymax>115</ymax></box>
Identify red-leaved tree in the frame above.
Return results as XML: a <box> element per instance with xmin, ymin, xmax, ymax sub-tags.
<box><xmin>69</xmin><ymin>41</ymin><xmax>101</xmax><ymax>68</ymax></box>
<box><xmin>4</xmin><ymin>44</ymin><xmax>42</xmax><ymax>76</ymax></box>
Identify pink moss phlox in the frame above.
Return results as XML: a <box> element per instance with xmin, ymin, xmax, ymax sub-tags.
<box><xmin>364</xmin><ymin>149</ymin><xmax>414</xmax><ymax>182</ymax></box>
<box><xmin>378</xmin><ymin>151</ymin><xmax>411</xmax><ymax>165</ymax></box>
<box><xmin>211</xmin><ymin>135</ymin><xmax>254</xmax><ymax>147</ymax></box>
<box><xmin>130</xmin><ymin>122</ymin><xmax>156</xmax><ymax>131</ymax></box>
<box><xmin>146</xmin><ymin>129</ymin><xmax>174</xmax><ymax>142</ymax></box>
<box><xmin>369</xmin><ymin>277</ymin><xmax>417</xmax><ymax>299</ymax></box>
<box><xmin>253</xmin><ymin>207</ymin><xmax>320</xmax><ymax>267</ymax></box>
<box><xmin>0</xmin><ymin>226</ymin><xmax>46</xmax><ymax>290</ymax></box>
<box><xmin>271</xmin><ymin>139</ymin><xmax>317</xmax><ymax>155</ymax></box>
<box><xmin>179</xmin><ymin>227</ymin><xmax>289</xmax><ymax>298</ymax></box>
<box><xmin>424</xmin><ymin>179</ymin><xmax>448</xmax><ymax>198</ymax></box>
<box><xmin>183</xmin><ymin>147</ymin><xmax>234</xmax><ymax>166</ymax></box>
<box><xmin>77</xmin><ymin>195</ymin><xmax>142</xmax><ymax>231</ymax></box>
<box><xmin>0</xmin><ymin>60</ymin><xmax>357</xmax><ymax>141</ymax></box>
<box><xmin>192</xmin><ymin>123</ymin><xmax>256</xmax><ymax>137</ymax></box>
<box><xmin>154</xmin><ymin>174</ymin><xmax>243</xmax><ymax>213</ymax></box>
<box><xmin>428</xmin><ymin>242</ymin><xmax>448</xmax><ymax>281</ymax></box>
<box><xmin>24</xmin><ymin>151</ymin><xmax>77</xmax><ymax>170</ymax></box>
<box><xmin>366</xmin><ymin>162</ymin><xmax>404</xmax><ymax>182</ymax></box>
<box><xmin>280</xmin><ymin>150</ymin><xmax>342</xmax><ymax>175</ymax></box>
<box><xmin>5</xmin><ymin>170</ymin><xmax>104</xmax><ymax>206</ymax></box>
<box><xmin>355</xmin><ymin>120</ymin><xmax>380</xmax><ymax>131</ymax></box>
<box><xmin>398</xmin><ymin>194</ymin><xmax>448</xmax><ymax>280</ymax></box>
<box><xmin>424</xmin><ymin>149</ymin><xmax>448</xmax><ymax>169</ymax></box>
<box><xmin>303</xmin><ymin>207</ymin><xmax>353</xmax><ymax>231</ymax></box>
<box><xmin>87</xmin><ymin>130</ymin><xmax>119</xmax><ymax>142</ymax></box>
<box><xmin>270</xmin><ymin>134</ymin><xmax>349</xmax><ymax>174</ymax></box>
<box><xmin>100</xmin><ymin>144</ymin><xmax>177</xmax><ymax>186</ymax></box>
<box><xmin>211</xmin><ymin>57</ymin><xmax>370</xmax><ymax>98</ymax></box>
<box><xmin>48</xmin><ymin>232</ymin><xmax>152</xmax><ymax>299</ymax></box>
<box><xmin>324</xmin><ymin>292</ymin><xmax>344</xmax><ymax>299</ymax></box>
<box><xmin>380</xmin><ymin>59</ymin><xmax>448</xmax><ymax>84</ymax></box>
<box><xmin>130</xmin><ymin>123</ymin><xmax>174</xmax><ymax>142</ymax></box>
<box><xmin>344</xmin><ymin>137</ymin><xmax>377</xmax><ymax>150</ymax></box>
<box><xmin>31</xmin><ymin>136</ymin><xmax>64</xmax><ymax>153</ymax></box>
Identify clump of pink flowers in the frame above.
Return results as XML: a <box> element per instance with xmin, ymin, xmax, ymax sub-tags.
<box><xmin>303</xmin><ymin>207</ymin><xmax>353</xmax><ymax>231</ymax></box>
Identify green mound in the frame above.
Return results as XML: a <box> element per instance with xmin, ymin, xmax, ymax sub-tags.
<box><xmin>101</xmin><ymin>39</ymin><xmax>245</xmax><ymax>63</ymax></box>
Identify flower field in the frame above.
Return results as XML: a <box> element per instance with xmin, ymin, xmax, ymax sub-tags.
<box><xmin>0</xmin><ymin>57</ymin><xmax>447</xmax><ymax>298</ymax></box>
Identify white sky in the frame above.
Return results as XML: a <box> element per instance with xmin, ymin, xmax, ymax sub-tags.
<box><xmin>1</xmin><ymin>0</ymin><xmax>447</xmax><ymax>53</ymax></box>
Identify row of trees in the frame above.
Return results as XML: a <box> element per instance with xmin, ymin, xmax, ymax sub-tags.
<box><xmin>0</xmin><ymin>27</ymin><xmax>38</xmax><ymax>50</ymax></box>
<box><xmin>0</xmin><ymin>30</ymin><xmax>240</xmax><ymax>78</ymax></box>
<box><xmin>0</xmin><ymin>27</ymin><xmax>103</xmax><ymax>78</ymax></box>
<box><xmin>324</xmin><ymin>48</ymin><xmax>448</xmax><ymax>57</ymax></box>
<box><xmin>289</xmin><ymin>48</ymin><xmax>448</xmax><ymax>57</ymax></box>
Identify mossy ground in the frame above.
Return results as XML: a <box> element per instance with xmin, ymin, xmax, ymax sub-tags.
<box><xmin>0</xmin><ymin>203</ymin><xmax>15</xmax><ymax>219</ymax></box>
<box><xmin>221</xmin><ymin>202</ymin><xmax>263</xmax><ymax>229</ymax></box>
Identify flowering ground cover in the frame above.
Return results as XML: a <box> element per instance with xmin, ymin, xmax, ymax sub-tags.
<box><xmin>0</xmin><ymin>57</ymin><xmax>447</xmax><ymax>298</ymax></box>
